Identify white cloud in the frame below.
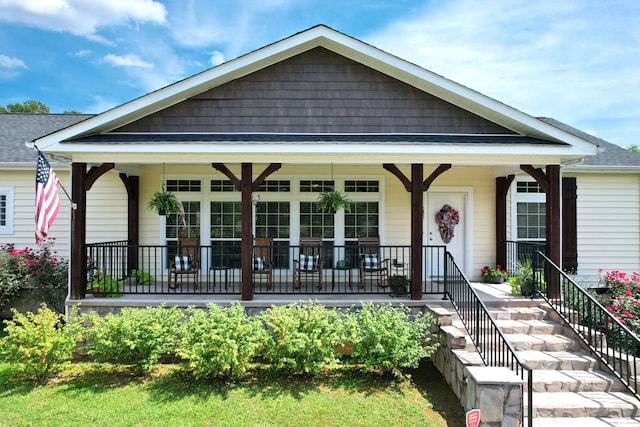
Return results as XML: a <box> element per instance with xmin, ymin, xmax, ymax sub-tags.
<box><xmin>0</xmin><ymin>0</ymin><xmax>167</xmax><ymax>40</ymax></box>
<box><xmin>366</xmin><ymin>0</ymin><xmax>640</xmax><ymax>145</ymax></box>
<box><xmin>103</xmin><ymin>53</ymin><xmax>153</xmax><ymax>69</ymax></box>
<box><xmin>0</xmin><ymin>54</ymin><xmax>27</xmax><ymax>69</ymax></box>
<box><xmin>72</xmin><ymin>50</ymin><xmax>91</xmax><ymax>57</ymax></box>
<box><xmin>209</xmin><ymin>51</ymin><xmax>225</xmax><ymax>66</ymax></box>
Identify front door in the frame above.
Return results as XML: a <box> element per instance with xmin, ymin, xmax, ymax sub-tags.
<box><xmin>425</xmin><ymin>191</ymin><xmax>468</xmax><ymax>277</ymax></box>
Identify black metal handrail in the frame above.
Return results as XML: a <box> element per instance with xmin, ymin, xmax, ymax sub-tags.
<box><xmin>504</xmin><ymin>240</ymin><xmax>545</xmax><ymax>275</ymax></box>
<box><xmin>444</xmin><ymin>252</ymin><xmax>533</xmax><ymax>426</ymax></box>
<box><xmin>536</xmin><ymin>251</ymin><xmax>640</xmax><ymax>400</ymax></box>
<box><xmin>84</xmin><ymin>241</ymin><xmax>447</xmax><ymax>296</ymax></box>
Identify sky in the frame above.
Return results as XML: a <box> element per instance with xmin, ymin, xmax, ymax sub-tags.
<box><xmin>0</xmin><ymin>0</ymin><xmax>638</xmax><ymax>147</ymax></box>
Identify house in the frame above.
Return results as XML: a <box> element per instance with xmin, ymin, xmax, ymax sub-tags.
<box><xmin>0</xmin><ymin>113</ymin><xmax>130</xmax><ymax>255</ymax></box>
<box><xmin>20</xmin><ymin>25</ymin><xmax>639</xmax><ymax>303</ymax></box>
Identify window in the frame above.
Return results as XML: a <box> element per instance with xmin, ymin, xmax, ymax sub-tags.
<box><xmin>345</xmin><ymin>202</ymin><xmax>379</xmax><ymax>239</ymax></box>
<box><xmin>516</xmin><ymin>202</ymin><xmax>546</xmax><ymax>240</ymax></box>
<box><xmin>300</xmin><ymin>180</ymin><xmax>334</xmax><ymax>192</ymax></box>
<box><xmin>166</xmin><ymin>201</ymin><xmax>201</xmax><ymax>239</ymax></box>
<box><xmin>0</xmin><ymin>187</ymin><xmax>14</xmax><ymax>235</ymax></box>
<box><xmin>166</xmin><ymin>180</ymin><xmax>201</xmax><ymax>192</ymax></box>
<box><xmin>210</xmin><ymin>201</ymin><xmax>241</xmax><ymax>268</ymax></box>
<box><xmin>300</xmin><ymin>202</ymin><xmax>334</xmax><ymax>239</ymax></box>
<box><xmin>255</xmin><ymin>202</ymin><xmax>290</xmax><ymax>239</ymax></box>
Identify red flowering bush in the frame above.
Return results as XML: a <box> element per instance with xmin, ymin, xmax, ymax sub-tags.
<box><xmin>601</xmin><ymin>270</ymin><xmax>640</xmax><ymax>333</ymax></box>
<box><xmin>0</xmin><ymin>240</ymin><xmax>68</xmax><ymax>313</ymax></box>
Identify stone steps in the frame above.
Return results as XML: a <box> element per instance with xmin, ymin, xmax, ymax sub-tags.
<box><xmin>528</xmin><ymin>417</ymin><xmax>640</xmax><ymax>426</ymax></box>
<box><xmin>526</xmin><ymin>391</ymin><xmax>640</xmax><ymax>418</ymax></box>
<box><xmin>485</xmin><ymin>305</ymin><xmax>640</xmax><ymax>422</ymax></box>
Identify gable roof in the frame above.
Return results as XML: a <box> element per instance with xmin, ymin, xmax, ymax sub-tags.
<box><xmin>34</xmin><ymin>25</ymin><xmax>597</xmax><ymax>164</ymax></box>
<box><xmin>0</xmin><ymin>113</ymin><xmax>93</xmax><ymax>166</ymax></box>
<box><xmin>539</xmin><ymin>117</ymin><xmax>640</xmax><ymax>170</ymax></box>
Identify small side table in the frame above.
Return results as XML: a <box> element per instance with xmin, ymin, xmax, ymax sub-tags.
<box><xmin>210</xmin><ymin>266</ymin><xmax>231</xmax><ymax>290</ymax></box>
<box><xmin>331</xmin><ymin>267</ymin><xmax>353</xmax><ymax>289</ymax></box>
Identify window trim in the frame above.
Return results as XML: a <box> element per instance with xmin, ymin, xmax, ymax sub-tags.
<box><xmin>0</xmin><ymin>187</ymin><xmax>15</xmax><ymax>235</ymax></box>
<box><xmin>511</xmin><ymin>178</ymin><xmax>545</xmax><ymax>242</ymax></box>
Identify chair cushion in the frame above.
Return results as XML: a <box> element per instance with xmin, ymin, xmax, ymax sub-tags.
<box><xmin>299</xmin><ymin>254</ymin><xmax>319</xmax><ymax>270</ymax></box>
<box><xmin>174</xmin><ymin>255</ymin><xmax>192</xmax><ymax>271</ymax></box>
<box><xmin>362</xmin><ymin>254</ymin><xmax>379</xmax><ymax>270</ymax></box>
<box><xmin>253</xmin><ymin>256</ymin><xmax>266</xmax><ymax>272</ymax></box>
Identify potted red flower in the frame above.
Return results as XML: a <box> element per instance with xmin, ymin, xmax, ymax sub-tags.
<box><xmin>481</xmin><ymin>265</ymin><xmax>508</xmax><ymax>284</ymax></box>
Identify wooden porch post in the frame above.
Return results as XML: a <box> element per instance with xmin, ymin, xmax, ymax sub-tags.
<box><xmin>119</xmin><ymin>174</ymin><xmax>139</xmax><ymax>272</ymax></box>
<box><xmin>521</xmin><ymin>164</ymin><xmax>561</xmax><ymax>298</ymax></box>
<box><xmin>384</xmin><ymin>163</ymin><xmax>451</xmax><ymax>300</ymax></box>
<box><xmin>495</xmin><ymin>175</ymin><xmax>514</xmax><ymax>268</ymax></box>
<box><xmin>213</xmin><ymin>162</ymin><xmax>281</xmax><ymax>301</ymax></box>
<box><xmin>70</xmin><ymin>163</ymin><xmax>87</xmax><ymax>300</ymax></box>
<box><xmin>410</xmin><ymin>164</ymin><xmax>424</xmax><ymax>300</ymax></box>
<box><xmin>241</xmin><ymin>163</ymin><xmax>253</xmax><ymax>301</ymax></box>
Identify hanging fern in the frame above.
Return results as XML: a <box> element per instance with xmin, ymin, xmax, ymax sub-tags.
<box><xmin>316</xmin><ymin>191</ymin><xmax>353</xmax><ymax>214</ymax></box>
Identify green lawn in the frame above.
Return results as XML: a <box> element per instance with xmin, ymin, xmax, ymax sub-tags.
<box><xmin>0</xmin><ymin>361</ymin><xmax>465</xmax><ymax>427</ymax></box>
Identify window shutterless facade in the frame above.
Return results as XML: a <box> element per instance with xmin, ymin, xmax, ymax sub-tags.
<box><xmin>0</xmin><ymin>187</ymin><xmax>14</xmax><ymax>235</ymax></box>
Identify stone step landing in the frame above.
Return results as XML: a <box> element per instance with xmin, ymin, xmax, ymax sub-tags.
<box><xmin>530</xmin><ymin>369</ymin><xmax>627</xmax><ymax>393</ymax></box>
<box><xmin>526</xmin><ymin>391</ymin><xmax>640</xmax><ymax>418</ymax></box>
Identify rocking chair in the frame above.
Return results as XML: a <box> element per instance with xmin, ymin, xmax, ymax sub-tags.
<box><xmin>168</xmin><ymin>237</ymin><xmax>200</xmax><ymax>289</ymax></box>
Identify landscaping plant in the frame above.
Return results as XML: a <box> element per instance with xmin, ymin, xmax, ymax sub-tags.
<box><xmin>0</xmin><ymin>305</ymin><xmax>82</xmax><ymax>383</ymax></box>
<box><xmin>260</xmin><ymin>302</ymin><xmax>346</xmax><ymax>374</ymax></box>
<box><xmin>83</xmin><ymin>305</ymin><xmax>184</xmax><ymax>373</ymax></box>
<box><xmin>178</xmin><ymin>304</ymin><xmax>266</xmax><ymax>380</ymax></box>
<box><xmin>345</xmin><ymin>303</ymin><xmax>438</xmax><ymax>372</ymax></box>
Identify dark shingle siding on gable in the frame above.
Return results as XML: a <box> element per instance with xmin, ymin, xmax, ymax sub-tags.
<box><xmin>117</xmin><ymin>48</ymin><xmax>515</xmax><ymax>135</ymax></box>
<box><xmin>0</xmin><ymin>114</ymin><xmax>93</xmax><ymax>163</ymax></box>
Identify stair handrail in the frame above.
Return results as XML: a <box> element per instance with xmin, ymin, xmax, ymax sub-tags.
<box><xmin>536</xmin><ymin>251</ymin><xmax>640</xmax><ymax>400</ymax></box>
<box><xmin>444</xmin><ymin>252</ymin><xmax>533</xmax><ymax>426</ymax></box>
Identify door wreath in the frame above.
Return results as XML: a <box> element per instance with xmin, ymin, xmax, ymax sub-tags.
<box><xmin>435</xmin><ymin>204</ymin><xmax>460</xmax><ymax>244</ymax></box>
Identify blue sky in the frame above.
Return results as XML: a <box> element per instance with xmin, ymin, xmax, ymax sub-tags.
<box><xmin>1</xmin><ymin>0</ymin><xmax>638</xmax><ymax>147</ymax></box>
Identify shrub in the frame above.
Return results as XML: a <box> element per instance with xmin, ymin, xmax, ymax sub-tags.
<box><xmin>131</xmin><ymin>269</ymin><xmax>153</xmax><ymax>285</ymax></box>
<box><xmin>260</xmin><ymin>302</ymin><xmax>346</xmax><ymax>374</ymax></box>
<box><xmin>178</xmin><ymin>304</ymin><xmax>266</xmax><ymax>380</ymax></box>
<box><xmin>83</xmin><ymin>306</ymin><xmax>184</xmax><ymax>373</ymax></box>
<box><xmin>0</xmin><ymin>305</ymin><xmax>82</xmax><ymax>383</ymax></box>
<box><xmin>345</xmin><ymin>303</ymin><xmax>438</xmax><ymax>372</ymax></box>
<box><xmin>0</xmin><ymin>241</ymin><xmax>68</xmax><ymax>313</ymax></box>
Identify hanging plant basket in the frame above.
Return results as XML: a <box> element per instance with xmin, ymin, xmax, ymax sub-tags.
<box><xmin>146</xmin><ymin>190</ymin><xmax>182</xmax><ymax>216</ymax></box>
<box><xmin>316</xmin><ymin>191</ymin><xmax>353</xmax><ymax>214</ymax></box>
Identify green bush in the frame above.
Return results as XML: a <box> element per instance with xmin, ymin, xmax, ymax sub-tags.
<box><xmin>178</xmin><ymin>304</ymin><xmax>266</xmax><ymax>380</ymax></box>
<box><xmin>83</xmin><ymin>306</ymin><xmax>184</xmax><ymax>373</ymax></box>
<box><xmin>0</xmin><ymin>305</ymin><xmax>82</xmax><ymax>383</ymax></box>
<box><xmin>345</xmin><ymin>303</ymin><xmax>438</xmax><ymax>372</ymax></box>
<box><xmin>260</xmin><ymin>302</ymin><xmax>346</xmax><ymax>374</ymax></box>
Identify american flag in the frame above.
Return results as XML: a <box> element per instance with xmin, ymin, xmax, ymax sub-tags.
<box><xmin>35</xmin><ymin>152</ymin><xmax>60</xmax><ymax>244</ymax></box>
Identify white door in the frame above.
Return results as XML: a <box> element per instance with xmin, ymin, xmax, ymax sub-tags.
<box><xmin>425</xmin><ymin>192</ymin><xmax>468</xmax><ymax>277</ymax></box>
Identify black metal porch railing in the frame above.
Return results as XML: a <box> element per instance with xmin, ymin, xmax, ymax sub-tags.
<box><xmin>504</xmin><ymin>240</ymin><xmax>545</xmax><ymax>275</ymax></box>
<box><xmin>536</xmin><ymin>251</ymin><xmax>640</xmax><ymax>401</ymax></box>
<box><xmin>444</xmin><ymin>252</ymin><xmax>533</xmax><ymax>426</ymax></box>
<box><xmin>84</xmin><ymin>241</ymin><xmax>447</xmax><ymax>296</ymax></box>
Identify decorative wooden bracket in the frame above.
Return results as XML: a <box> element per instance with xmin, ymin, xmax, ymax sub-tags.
<box><xmin>520</xmin><ymin>165</ymin><xmax>549</xmax><ymax>193</ymax></box>
<box><xmin>383</xmin><ymin>163</ymin><xmax>451</xmax><ymax>192</ymax></box>
<box><xmin>212</xmin><ymin>163</ymin><xmax>282</xmax><ymax>190</ymax></box>
<box><xmin>83</xmin><ymin>163</ymin><xmax>115</xmax><ymax>191</ymax></box>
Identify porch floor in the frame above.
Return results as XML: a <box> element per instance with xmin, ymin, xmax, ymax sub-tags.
<box><xmin>67</xmin><ymin>281</ymin><xmax>542</xmax><ymax>312</ymax></box>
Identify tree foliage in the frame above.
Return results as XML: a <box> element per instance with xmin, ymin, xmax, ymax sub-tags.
<box><xmin>0</xmin><ymin>100</ymin><xmax>50</xmax><ymax>114</ymax></box>
<box><xmin>627</xmin><ymin>145</ymin><xmax>640</xmax><ymax>154</ymax></box>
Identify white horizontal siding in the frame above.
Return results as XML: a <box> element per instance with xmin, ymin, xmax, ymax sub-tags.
<box><xmin>572</xmin><ymin>173</ymin><xmax>640</xmax><ymax>285</ymax></box>
<box><xmin>0</xmin><ymin>170</ymin><xmax>128</xmax><ymax>258</ymax></box>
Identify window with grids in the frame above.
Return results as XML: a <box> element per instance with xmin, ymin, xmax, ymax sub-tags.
<box><xmin>0</xmin><ymin>188</ymin><xmax>14</xmax><ymax>234</ymax></box>
<box><xmin>210</xmin><ymin>180</ymin><xmax>237</xmax><ymax>192</ymax></box>
<box><xmin>210</xmin><ymin>202</ymin><xmax>241</xmax><ymax>239</ymax></box>
<box><xmin>210</xmin><ymin>201</ymin><xmax>241</xmax><ymax>268</ymax></box>
<box><xmin>345</xmin><ymin>180</ymin><xmax>379</xmax><ymax>193</ymax></box>
<box><xmin>517</xmin><ymin>181</ymin><xmax>544</xmax><ymax>193</ymax></box>
<box><xmin>166</xmin><ymin>201</ymin><xmax>200</xmax><ymax>239</ymax></box>
<box><xmin>517</xmin><ymin>202</ymin><xmax>546</xmax><ymax>240</ymax></box>
<box><xmin>166</xmin><ymin>180</ymin><xmax>201</xmax><ymax>192</ymax></box>
<box><xmin>345</xmin><ymin>202</ymin><xmax>379</xmax><ymax>239</ymax></box>
<box><xmin>300</xmin><ymin>202</ymin><xmax>334</xmax><ymax>239</ymax></box>
<box><xmin>0</xmin><ymin>194</ymin><xmax>5</xmax><ymax>227</ymax></box>
<box><xmin>300</xmin><ymin>180</ymin><xmax>334</xmax><ymax>192</ymax></box>
<box><xmin>255</xmin><ymin>202</ymin><xmax>290</xmax><ymax>239</ymax></box>
<box><xmin>257</xmin><ymin>180</ymin><xmax>290</xmax><ymax>192</ymax></box>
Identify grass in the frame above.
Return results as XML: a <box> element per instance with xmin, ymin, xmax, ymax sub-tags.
<box><xmin>0</xmin><ymin>360</ymin><xmax>465</xmax><ymax>427</ymax></box>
